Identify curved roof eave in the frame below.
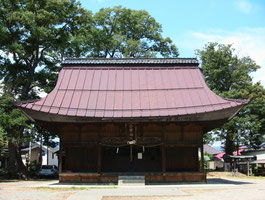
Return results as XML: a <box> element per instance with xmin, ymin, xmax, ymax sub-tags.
<box><xmin>19</xmin><ymin>103</ymin><xmax>246</xmax><ymax>124</ymax></box>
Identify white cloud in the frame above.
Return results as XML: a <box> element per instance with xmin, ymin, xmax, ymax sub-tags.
<box><xmin>176</xmin><ymin>27</ymin><xmax>265</xmax><ymax>87</ymax></box>
<box><xmin>235</xmin><ymin>0</ymin><xmax>253</xmax><ymax>14</ymax></box>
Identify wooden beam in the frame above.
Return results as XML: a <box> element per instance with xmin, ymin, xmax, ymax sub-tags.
<box><xmin>165</xmin><ymin>142</ymin><xmax>199</xmax><ymax>147</ymax></box>
<box><xmin>62</xmin><ymin>142</ymin><xmax>98</xmax><ymax>147</ymax></box>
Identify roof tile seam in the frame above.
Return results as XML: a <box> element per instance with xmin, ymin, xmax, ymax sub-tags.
<box><xmin>66</xmin><ymin>68</ymin><xmax>80</xmax><ymax>116</ymax></box>
<box><xmin>103</xmin><ymin>69</ymin><xmax>110</xmax><ymax>118</ymax></box>
<box><xmin>92</xmin><ymin>69</ymin><xmax>103</xmax><ymax>118</ymax></box>
<box><xmin>173</xmin><ymin>69</ymin><xmax>187</xmax><ymax>115</ymax></box>
<box><xmin>112</xmin><ymin>69</ymin><xmax>118</xmax><ymax>118</ymax></box>
<box><xmin>57</xmin><ymin>69</ymin><xmax>74</xmax><ymax>115</ymax></box>
<box><xmin>160</xmin><ymin>68</ymin><xmax>169</xmax><ymax>116</ymax></box>
<box><xmin>183</xmin><ymin>69</ymin><xmax>197</xmax><ymax>114</ymax></box>
<box><xmin>151</xmin><ymin>68</ymin><xmax>160</xmax><ymax>116</ymax></box>
<box><xmin>85</xmin><ymin>69</ymin><xmax>96</xmax><ymax>116</ymax></box>
<box><xmin>144</xmin><ymin>68</ymin><xmax>151</xmax><ymax>117</ymax></box>
<box><xmin>76</xmin><ymin>68</ymin><xmax>88</xmax><ymax>115</ymax></box>
<box><xmin>194</xmin><ymin>70</ymin><xmax>208</xmax><ymax>113</ymax></box>
<box><xmin>137</xmin><ymin>69</ymin><xmax>142</xmax><ymax>117</ymax></box>
<box><xmin>188</xmin><ymin>69</ymin><xmax>202</xmax><ymax>114</ymax></box>
<box><xmin>121</xmin><ymin>69</ymin><xmax>127</xmax><ymax>117</ymax></box>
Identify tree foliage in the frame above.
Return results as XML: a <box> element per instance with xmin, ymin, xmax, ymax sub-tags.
<box><xmin>196</xmin><ymin>42</ymin><xmax>265</xmax><ymax>154</ymax></box>
<box><xmin>0</xmin><ymin>0</ymin><xmax>92</xmax><ymax>96</ymax></box>
<box><xmin>65</xmin><ymin>6</ymin><xmax>179</xmax><ymax>58</ymax></box>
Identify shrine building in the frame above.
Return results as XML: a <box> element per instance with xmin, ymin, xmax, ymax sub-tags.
<box><xmin>17</xmin><ymin>58</ymin><xmax>248</xmax><ymax>183</ymax></box>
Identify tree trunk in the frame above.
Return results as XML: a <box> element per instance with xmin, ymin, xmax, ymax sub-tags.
<box><xmin>7</xmin><ymin>141</ymin><xmax>30</xmax><ymax>179</ymax></box>
<box><xmin>225</xmin><ymin>131</ymin><xmax>234</xmax><ymax>155</ymax></box>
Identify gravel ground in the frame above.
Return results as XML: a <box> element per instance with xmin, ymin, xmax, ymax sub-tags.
<box><xmin>0</xmin><ymin>176</ymin><xmax>265</xmax><ymax>200</ymax></box>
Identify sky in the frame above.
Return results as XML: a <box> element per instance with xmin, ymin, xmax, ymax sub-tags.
<box><xmin>79</xmin><ymin>0</ymin><xmax>265</xmax><ymax>87</ymax></box>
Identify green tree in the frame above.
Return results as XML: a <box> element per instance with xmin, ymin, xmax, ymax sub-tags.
<box><xmin>74</xmin><ymin>6</ymin><xmax>179</xmax><ymax>58</ymax></box>
<box><xmin>0</xmin><ymin>0</ymin><xmax>92</xmax><ymax>178</ymax></box>
<box><xmin>196</xmin><ymin>42</ymin><xmax>265</xmax><ymax>154</ymax></box>
<box><xmin>0</xmin><ymin>90</ymin><xmax>31</xmax><ymax>178</ymax></box>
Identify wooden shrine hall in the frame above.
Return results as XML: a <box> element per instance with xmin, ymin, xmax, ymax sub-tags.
<box><xmin>17</xmin><ymin>58</ymin><xmax>248</xmax><ymax>183</ymax></box>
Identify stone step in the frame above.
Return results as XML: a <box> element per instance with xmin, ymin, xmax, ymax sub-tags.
<box><xmin>118</xmin><ymin>176</ymin><xmax>145</xmax><ymax>186</ymax></box>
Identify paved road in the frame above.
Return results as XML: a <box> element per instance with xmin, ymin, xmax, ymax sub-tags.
<box><xmin>0</xmin><ymin>177</ymin><xmax>265</xmax><ymax>200</ymax></box>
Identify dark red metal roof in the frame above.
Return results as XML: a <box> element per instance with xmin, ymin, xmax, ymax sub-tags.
<box><xmin>17</xmin><ymin>58</ymin><xmax>248</xmax><ymax>122</ymax></box>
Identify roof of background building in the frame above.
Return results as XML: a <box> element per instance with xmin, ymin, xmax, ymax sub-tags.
<box><xmin>204</xmin><ymin>144</ymin><xmax>221</xmax><ymax>155</ymax></box>
<box><xmin>215</xmin><ymin>146</ymin><xmax>245</xmax><ymax>160</ymax></box>
<box><xmin>21</xmin><ymin>143</ymin><xmax>58</xmax><ymax>153</ymax></box>
<box><xmin>16</xmin><ymin>58</ymin><xmax>248</xmax><ymax>123</ymax></box>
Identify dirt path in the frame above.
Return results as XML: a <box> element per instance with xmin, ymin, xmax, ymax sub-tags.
<box><xmin>0</xmin><ymin>176</ymin><xmax>264</xmax><ymax>200</ymax></box>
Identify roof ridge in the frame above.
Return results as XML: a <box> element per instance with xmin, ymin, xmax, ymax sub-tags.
<box><xmin>62</xmin><ymin>57</ymin><xmax>199</xmax><ymax>65</ymax></box>
<box><xmin>63</xmin><ymin>57</ymin><xmax>198</xmax><ymax>60</ymax></box>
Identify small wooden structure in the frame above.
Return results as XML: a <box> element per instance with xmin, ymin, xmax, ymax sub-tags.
<box><xmin>224</xmin><ymin>155</ymin><xmax>255</xmax><ymax>176</ymax></box>
<box><xmin>17</xmin><ymin>58</ymin><xmax>248</xmax><ymax>183</ymax></box>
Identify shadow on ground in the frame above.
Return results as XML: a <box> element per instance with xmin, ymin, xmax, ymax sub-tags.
<box><xmin>0</xmin><ymin>180</ymin><xmax>17</xmax><ymax>183</ymax></box>
<box><xmin>146</xmin><ymin>178</ymin><xmax>253</xmax><ymax>185</ymax></box>
<box><xmin>206</xmin><ymin>178</ymin><xmax>253</xmax><ymax>185</ymax></box>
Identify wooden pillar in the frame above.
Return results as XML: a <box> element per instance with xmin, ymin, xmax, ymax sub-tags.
<box><xmin>97</xmin><ymin>124</ymin><xmax>102</xmax><ymax>174</ymax></box>
<box><xmin>234</xmin><ymin>159</ymin><xmax>236</xmax><ymax>174</ymax></box>
<box><xmin>200</xmin><ymin>142</ymin><xmax>206</xmax><ymax>182</ymax></box>
<box><xmin>130</xmin><ymin>145</ymin><xmax>133</xmax><ymax>162</ymax></box>
<box><xmin>200</xmin><ymin>143</ymin><xmax>204</xmax><ymax>172</ymax></box>
<box><xmin>180</xmin><ymin>125</ymin><xmax>184</xmax><ymax>141</ymax></box>
<box><xmin>247</xmin><ymin>160</ymin><xmax>250</xmax><ymax>176</ymax></box>
<box><xmin>162</xmin><ymin>144</ymin><xmax>166</xmax><ymax>174</ymax></box>
<box><xmin>59</xmin><ymin>137</ymin><xmax>62</xmax><ymax>174</ymax></box>
<box><xmin>161</xmin><ymin>124</ymin><xmax>166</xmax><ymax>174</ymax></box>
<box><xmin>97</xmin><ymin>145</ymin><xmax>102</xmax><ymax>173</ymax></box>
<box><xmin>78</xmin><ymin>124</ymin><xmax>82</xmax><ymax>142</ymax></box>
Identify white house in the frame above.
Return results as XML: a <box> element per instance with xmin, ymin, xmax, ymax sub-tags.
<box><xmin>242</xmin><ymin>143</ymin><xmax>265</xmax><ymax>161</ymax></box>
<box><xmin>242</xmin><ymin>149</ymin><xmax>265</xmax><ymax>161</ymax></box>
<box><xmin>21</xmin><ymin>142</ymin><xmax>58</xmax><ymax>167</ymax></box>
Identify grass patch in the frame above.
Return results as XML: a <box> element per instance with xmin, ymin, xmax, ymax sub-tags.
<box><xmin>226</xmin><ymin>174</ymin><xmax>265</xmax><ymax>179</ymax></box>
<box><xmin>35</xmin><ymin>187</ymin><xmax>72</xmax><ymax>191</ymax></box>
<box><xmin>35</xmin><ymin>184</ymin><xmax>117</xmax><ymax>191</ymax></box>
